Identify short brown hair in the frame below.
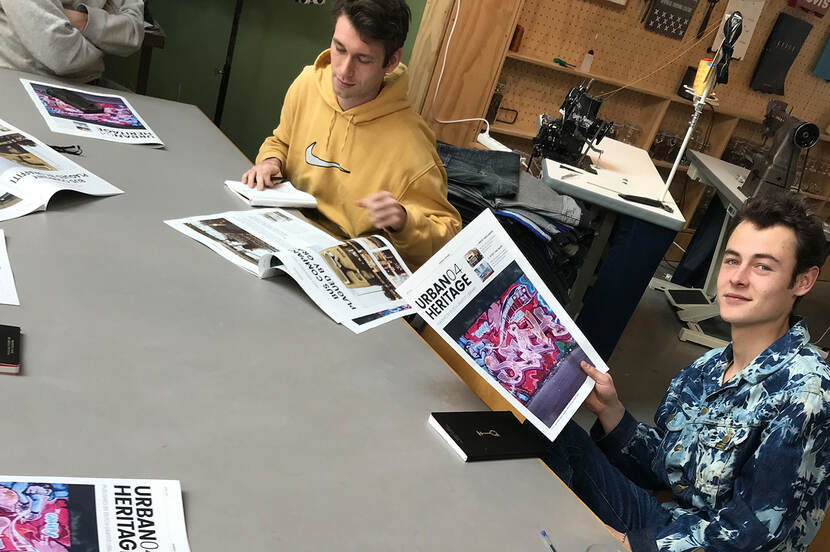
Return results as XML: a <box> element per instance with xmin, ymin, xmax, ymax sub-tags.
<box><xmin>733</xmin><ymin>192</ymin><xmax>828</xmax><ymax>286</ymax></box>
<box><xmin>332</xmin><ymin>0</ymin><xmax>411</xmax><ymax>65</ymax></box>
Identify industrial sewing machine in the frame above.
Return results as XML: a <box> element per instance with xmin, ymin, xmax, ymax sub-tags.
<box><xmin>530</xmin><ymin>81</ymin><xmax>613</xmax><ymax>174</ymax></box>
<box><xmin>739</xmin><ymin>100</ymin><xmax>820</xmax><ymax>197</ymax></box>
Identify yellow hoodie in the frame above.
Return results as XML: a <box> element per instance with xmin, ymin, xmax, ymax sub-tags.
<box><xmin>256</xmin><ymin>50</ymin><xmax>461</xmax><ymax>270</ymax></box>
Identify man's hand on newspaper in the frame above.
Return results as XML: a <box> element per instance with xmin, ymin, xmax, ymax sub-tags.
<box><xmin>241</xmin><ymin>158</ymin><xmax>283</xmax><ymax>191</ymax></box>
<box><xmin>580</xmin><ymin>361</ymin><xmax>625</xmax><ymax>435</ymax></box>
<box><xmin>356</xmin><ymin>191</ymin><xmax>407</xmax><ymax>233</ymax></box>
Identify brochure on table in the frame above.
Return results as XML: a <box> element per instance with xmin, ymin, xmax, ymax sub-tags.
<box><xmin>0</xmin><ymin>230</ymin><xmax>19</xmax><ymax>305</ymax></box>
<box><xmin>0</xmin><ymin>118</ymin><xmax>123</xmax><ymax>222</ymax></box>
<box><xmin>397</xmin><ymin>209</ymin><xmax>609</xmax><ymax>441</ymax></box>
<box><xmin>0</xmin><ymin>476</ymin><xmax>190</xmax><ymax>552</ymax></box>
<box><xmin>20</xmin><ymin>79</ymin><xmax>163</xmax><ymax>146</ymax></box>
<box><xmin>165</xmin><ymin>208</ymin><xmax>412</xmax><ymax>333</ymax></box>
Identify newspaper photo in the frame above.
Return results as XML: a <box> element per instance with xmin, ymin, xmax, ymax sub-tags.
<box><xmin>397</xmin><ymin>209</ymin><xmax>609</xmax><ymax>442</ymax></box>
<box><xmin>0</xmin><ymin>476</ymin><xmax>190</xmax><ymax>552</ymax></box>
<box><xmin>20</xmin><ymin>79</ymin><xmax>163</xmax><ymax>147</ymax></box>
<box><xmin>0</xmin><ymin>119</ymin><xmax>123</xmax><ymax>222</ymax></box>
<box><xmin>165</xmin><ymin>208</ymin><xmax>413</xmax><ymax>332</ymax></box>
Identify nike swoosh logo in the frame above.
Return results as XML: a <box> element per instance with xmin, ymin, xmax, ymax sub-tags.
<box><xmin>305</xmin><ymin>142</ymin><xmax>350</xmax><ymax>173</ymax></box>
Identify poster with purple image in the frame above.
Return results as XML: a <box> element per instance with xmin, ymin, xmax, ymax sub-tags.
<box><xmin>21</xmin><ymin>79</ymin><xmax>163</xmax><ymax>146</ymax></box>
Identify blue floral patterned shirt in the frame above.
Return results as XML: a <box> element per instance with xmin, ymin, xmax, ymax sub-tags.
<box><xmin>594</xmin><ymin>319</ymin><xmax>830</xmax><ymax>551</ymax></box>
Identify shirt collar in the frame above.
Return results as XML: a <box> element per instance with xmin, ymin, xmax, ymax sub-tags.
<box><xmin>702</xmin><ymin>318</ymin><xmax>811</xmax><ymax>393</ymax></box>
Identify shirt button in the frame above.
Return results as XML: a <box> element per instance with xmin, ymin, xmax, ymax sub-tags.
<box><xmin>674</xmin><ymin>444</ymin><xmax>682</xmax><ymax>451</ymax></box>
<box><xmin>700</xmin><ymin>407</ymin><xmax>709</xmax><ymax>415</ymax></box>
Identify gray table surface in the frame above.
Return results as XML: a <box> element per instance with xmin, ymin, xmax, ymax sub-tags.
<box><xmin>0</xmin><ymin>68</ymin><xmax>623</xmax><ymax>552</ymax></box>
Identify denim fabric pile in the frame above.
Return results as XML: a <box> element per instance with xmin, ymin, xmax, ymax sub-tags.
<box><xmin>436</xmin><ymin>141</ymin><xmax>595</xmax><ymax>304</ymax></box>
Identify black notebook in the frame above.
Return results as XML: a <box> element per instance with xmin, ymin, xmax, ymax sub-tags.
<box><xmin>429</xmin><ymin>411</ymin><xmax>546</xmax><ymax>462</ymax></box>
<box><xmin>0</xmin><ymin>324</ymin><xmax>21</xmax><ymax>375</ymax></box>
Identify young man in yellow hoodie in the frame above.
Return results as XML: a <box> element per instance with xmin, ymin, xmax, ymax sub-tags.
<box><xmin>241</xmin><ymin>0</ymin><xmax>461</xmax><ymax>270</ymax></box>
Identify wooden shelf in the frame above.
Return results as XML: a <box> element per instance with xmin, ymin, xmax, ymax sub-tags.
<box><xmin>652</xmin><ymin>159</ymin><xmax>689</xmax><ymax>172</ymax></box>
<box><xmin>505</xmin><ymin>52</ymin><xmax>671</xmax><ymax>100</ymax></box>
<box><xmin>801</xmin><ymin>191</ymin><xmax>830</xmax><ymax>201</ymax></box>
<box><xmin>490</xmin><ymin>122</ymin><xmax>535</xmax><ymax>139</ymax></box>
<box><xmin>505</xmin><ymin>52</ymin><xmax>766</xmax><ymax>125</ymax></box>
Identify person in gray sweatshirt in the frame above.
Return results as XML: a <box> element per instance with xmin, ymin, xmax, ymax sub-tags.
<box><xmin>0</xmin><ymin>0</ymin><xmax>144</xmax><ymax>84</ymax></box>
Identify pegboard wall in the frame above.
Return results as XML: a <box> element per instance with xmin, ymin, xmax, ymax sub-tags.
<box><xmin>498</xmin><ymin>57</ymin><xmax>667</xmax><ymax>145</ymax></box>
<box><xmin>513</xmin><ymin>0</ymin><xmax>830</xmax><ymax>129</ymax></box>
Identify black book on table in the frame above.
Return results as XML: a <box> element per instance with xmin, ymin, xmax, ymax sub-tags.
<box><xmin>0</xmin><ymin>324</ymin><xmax>20</xmax><ymax>375</ymax></box>
<box><xmin>428</xmin><ymin>411</ymin><xmax>547</xmax><ymax>462</ymax></box>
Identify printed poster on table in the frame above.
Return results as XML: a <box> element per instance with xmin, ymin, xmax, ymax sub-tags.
<box><xmin>20</xmin><ymin>79</ymin><xmax>163</xmax><ymax>147</ymax></box>
<box><xmin>397</xmin><ymin>209</ymin><xmax>609</xmax><ymax>441</ymax></box>
<box><xmin>0</xmin><ymin>476</ymin><xmax>189</xmax><ymax>552</ymax></box>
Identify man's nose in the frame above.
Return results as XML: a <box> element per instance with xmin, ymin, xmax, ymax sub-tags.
<box><xmin>342</xmin><ymin>56</ymin><xmax>355</xmax><ymax>76</ymax></box>
<box><xmin>730</xmin><ymin>263</ymin><xmax>750</xmax><ymax>285</ymax></box>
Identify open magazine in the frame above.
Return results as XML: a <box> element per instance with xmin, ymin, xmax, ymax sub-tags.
<box><xmin>165</xmin><ymin>208</ymin><xmax>412</xmax><ymax>333</ymax></box>
<box><xmin>397</xmin><ymin>209</ymin><xmax>609</xmax><ymax>442</ymax></box>
<box><xmin>20</xmin><ymin>79</ymin><xmax>163</xmax><ymax>147</ymax></box>
<box><xmin>0</xmin><ymin>119</ymin><xmax>123</xmax><ymax>222</ymax></box>
<box><xmin>0</xmin><ymin>476</ymin><xmax>189</xmax><ymax>552</ymax></box>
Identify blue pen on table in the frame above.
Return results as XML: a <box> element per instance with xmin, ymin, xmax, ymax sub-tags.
<box><xmin>540</xmin><ymin>530</ymin><xmax>557</xmax><ymax>552</ymax></box>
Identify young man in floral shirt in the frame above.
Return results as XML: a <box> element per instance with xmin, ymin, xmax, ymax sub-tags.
<box><xmin>542</xmin><ymin>192</ymin><xmax>830</xmax><ymax>551</ymax></box>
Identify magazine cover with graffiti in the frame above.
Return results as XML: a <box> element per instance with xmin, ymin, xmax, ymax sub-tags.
<box><xmin>0</xmin><ymin>119</ymin><xmax>123</xmax><ymax>223</ymax></box>
<box><xmin>444</xmin><ymin>261</ymin><xmax>591</xmax><ymax>427</ymax></box>
<box><xmin>398</xmin><ymin>209</ymin><xmax>607</xmax><ymax>441</ymax></box>
<box><xmin>20</xmin><ymin>80</ymin><xmax>163</xmax><ymax>146</ymax></box>
<box><xmin>166</xmin><ymin>208</ymin><xmax>413</xmax><ymax>333</ymax></box>
<box><xmin>0</xmin><ymin>477</ymin><xmax>189</xmax><ymax>552</ymax></box>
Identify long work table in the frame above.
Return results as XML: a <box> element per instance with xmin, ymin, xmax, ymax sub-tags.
<box><xmin>0</xmin><ymin>67</ymin><xmax>623</xmax><ymax>551</ymax></box>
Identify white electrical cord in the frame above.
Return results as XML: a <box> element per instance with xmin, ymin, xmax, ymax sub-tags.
<box><xmin>430</xmin><ymin>0</ymin><xmax>491</xmax><ymax>137</ymax></box>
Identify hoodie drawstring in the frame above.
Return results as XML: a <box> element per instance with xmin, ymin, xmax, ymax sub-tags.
<box><xmin>325</xmin><ymin>111</ymin><xmax>336</xmax><ymax>151</ymax></box>
<box><xmin>342</xmin><ymin>114</ymin><xmax>355</xmax><ymax>152</ymax></box>
<box><xmin>325</xmin><ymin>111</ymin><xmax>356</xmax><ymax>153</ymax></box>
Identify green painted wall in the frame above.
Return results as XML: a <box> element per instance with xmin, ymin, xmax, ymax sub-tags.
<box><xmin>106</xmin><ymin>0</ymin><xmax>426</xmax><ymax>162</ymax></box>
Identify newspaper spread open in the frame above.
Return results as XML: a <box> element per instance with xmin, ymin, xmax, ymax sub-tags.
<box><xmin>0</xmin><ymin>476</ymin><xmax>190</xmax><ymax>552</ymax></box>
<box><xmin>0</xmin><ymin>119</ymin><xmax>123</xmax><ymax>222</ymax></box>
<box><xmin>165</xmin><ymin>208</ymin><xmax>412</xmax><ymax>333</ymax></box>
<box><xmin>20</xmin><ymin>79</ymin><xmax>163</xmax><ymax>147</ymax></box>
<box><xmin>397</xmin><ymin>209</ymin><xmax>609</xmax><ymax>441</ymax></box>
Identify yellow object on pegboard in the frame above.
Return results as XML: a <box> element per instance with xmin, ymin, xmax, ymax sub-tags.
<box><xmin>510</xmin><ymin>0</ymin><xmax>830</xmax><ymax>128</ymax></box>
<box><xmin>692</xmin><ymin>58</ymin><xmax>713</xmax><ymax>96</ymax></box>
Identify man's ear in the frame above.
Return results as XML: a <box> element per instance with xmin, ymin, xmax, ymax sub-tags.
<box><xmin>384</xmin><ymin>48</ymin><xmax>403</xmax><ymax>73</ymax></box>
<box><xmin>793</xmin><ymin>266</ymin><xmax>821</xmax><ymax>298</ymax></box>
